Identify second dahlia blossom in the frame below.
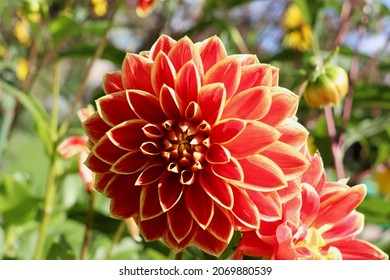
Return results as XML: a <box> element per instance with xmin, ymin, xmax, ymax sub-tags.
<box><xmin>83</xmin><ymin>35</ymin><xmax>309</xmax><ymax>256</ymax></box>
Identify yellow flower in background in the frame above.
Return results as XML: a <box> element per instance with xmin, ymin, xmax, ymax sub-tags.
<box><xmin>91</xmin><ymin>0</ymin><xmax>108</xmax><ymax>17</ymax></box>
<box><xmin>376</xmin><ymin>164</ymin><xmax>390</xmax><ymax>200</ymax></box>
<box><xmin>13</xmin><ymin>19</ymin><xmax>31</xmax><ymax>46</ymax></box>
<box><xmin>16</xmin><ymin>57</ymin><xmax>29</xmax><ymax>81</ymax></box>
<box><xmin>0</xmin><ymin>44</ymin><xmax>6</xmax><ymax>57</ymax></box>
<box><xmin>282</xmin><ymin>3</ymin><xmax>313</xmax><ymax>52</ymax></box>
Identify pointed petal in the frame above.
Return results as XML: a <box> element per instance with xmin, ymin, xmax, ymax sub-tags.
<box><xmin>126</xmin><ymin>90</ymin><xmax>167</xmax><ymax>123</ymax></box>
<box><xmin>122</xmin><ymin>53</ymin><xmax>154</xmax><ymax>94</ymax></box>
<box><xmin>140</xmin><ymin>184</ymin><xmax>164</xmax><ymax>220</ymax></box>
<box><xmin>230</xmin><ymin>187</ymin><xmax>261</xmax><ymax>230</ymax></box>
<box><xmin>111</xmin><ymin>151</ymin><xmax>151</xmax><ymax>174</ymax></box>
<box><xmin>107</xmin><ymin>119</ymin><xmax>148</xmax><ymax>151</ymax></box>
<box><xmin>206</xmin><ymin>206</ymin><xmax>234</xmax><ymax>242</ymax></box>
<box><xmin>57</xmin><ymin>136</ymin><xmax>87</xmax><ymax>159</ymax></box>
<box><xmin>238</xmin><ymin>155</ymin><xmax>287</xmax><ymax>191</ymax></box>
<box><xmin>139</xmin><ymin>213</ymin><xmax>167</xmax><ymax>241</ymax></box>
<box><xmin>92</xmin><ymin>134</ymin><xmax>127</xmax><ymax>164</ymax></box>
<box><xmin>163</xmin><ymin>225</ymin><xmax>197</xmax><ymax>253</ymax></box>
<box><xmin>103</xmin><ymin>71</ymin><xmax>124</xmax><ymax>94</ymax></box>
<box><xmin>234</xmin><ymin>231</ymin><xmax>274</xmax><ymax>258</ymax></box>
<box><xmin>211</xmin><ymin>157</ymin><xmax>244</xmax><ymax>182</ymax></box>
<box><xmin>301</xmin><ymin>152</ymin><xmax>326</xmax><ymax>193</ymax></box>
<box><xmin>94</xmin><ymin>172</ymin><xmax>115</xmax><ymax>193</ymax></box>
<box><xmin>271</xmin><ymin>66</ymin><xmax>279</xmax><ymax>86</ymax></box>
<box><xmin>224</xmin><ymin>121</ymin><xmax>280</xmax><ymax>159</ymax></box>
<box><xmin>84</xmin><ymin>152</ymin><xmax>111</xmax><ymax>173</ymax></box>
<box><xmin>151</xmin><ymin>52</ymin><xmax>176</xmax><ymax>94</ymax></box>
<box><xmin>192</xmin><ymin>226</ymin><xmax>229</xmax><ymax>257</ymax></box>
<box><xmin>159</xmin><ymin>85</ymin><xmax>182</xmax><ymax>119</ymax></box>
<box><xmin>158</xmin><ymin>171</ymin><xmax>184</xmax><ymax>212</ymax></box>
<box><xmin>198</xmin><ymin>83</ymin><xmax>226</xmax><ymax>125</ymax></box>
<box><xmin>174</xmin><ymin>60</ymin><xmax>201</xmax><ymax>108</ymax></box>
<box><xmin>247</xmin><ymin>190</ymin><xmax>282</xmax><ymax>222</ymax></box>
<box><xmin>232</xmin><ymin>54</ymin><xmax>260</xmax><ymax>66</ymax></box>
<box><xmin>276</xmin><ymin>118</ymin><xmax>309</xmax><ymax>149</ymax></box>
<box><xmin>197</xmin><ymin>36</ymin><xmax>227</xmax><ymax>72</ymax></box>
<box><xmin>236</xmin><ymin>64</ymin><xmax>273</xmax><ymax>94</ymax></box>
<box><xmin>136</xmin><ymin>0</ymin><xmax>158</xmax><ymax>17</ymax></box>
<box><xmin>204</xmin><ymin>56</ymin><xmax>241</xmax><ymax>99</ymax></box>
<box><xmin>185</xmin><ymin>181</ymin><xmax>214</xmax><ymax>229</ymax></box>
<box><xmin>322</xmin><ymin>212</ymin><xmax>364</xmax><ymax>241</ymax></box>
<box><xmin>278</xmin><ymin>178</ymin><xmax>302</xmax><ymax>203</ymax></box>
<box><xmin>82</xmin><ymin>112</ymin><xmax>111</xmax><ymax>143</ymax></box>
<box><xmin>167</xmin><ymin>198</ymin><xmax>193</xmax><ymax>243</ymax></box>
<box><xmin>206</xmin><ymin>143</ymin><xmax>231</xmax><ymax>164</ymax></box>
<box><xmin>149</xmin><ymin>34</ymin><xmax>177</xmax><ymax>60</ymax></box>
<box><xmin>135</xmin><ymin>164</ymin><xmax>166</xmax><ymax>185</ymax></box>
<box><xmin>199</xmin><ymin>169</ymin><xmax>234</xmax><ymax>209</ymax></box>
<box><xmin>327</xmin><ymin>239</ymin><xmax>389</xmax><ymax>260</ymax></box>
<box><xmin>222</xmin><ymin>86</ymin><xmax>271</xmax><ymax>120</ymax></box>
<box><xmin>300</xmin><ymin>183</ymin><xmax>320</xmax><ymax>225</ymax></box>
<box><xmin>211</xmin><ymin>118</ymin><xmax>246</xmax><ymax>143</ymax></box>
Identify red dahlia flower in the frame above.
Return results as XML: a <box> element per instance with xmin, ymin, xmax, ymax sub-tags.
<box><xmin>232</xmin><ymin>150</ymin><xmax>389</xmax><ymax>260</ymax></box>
<box><xmin>82</xmin><ymin>35</ymin><xmax>309</xmax><ymax>256</ymax></box>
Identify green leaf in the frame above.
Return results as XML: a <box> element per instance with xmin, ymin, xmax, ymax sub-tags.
<box><xmin>49</xmin><ymin>12</ymin><xmax>80</xmax><ymax>44</ymax></box>
<box><xmin>47</xmin><ymin>235</ymin><xmax>76</xmax><ymax>260</ymax></box>
<box><xmin>357</xmin><ymin>195</ymin><xmax>390</xmax><ymax>226</ymax></box>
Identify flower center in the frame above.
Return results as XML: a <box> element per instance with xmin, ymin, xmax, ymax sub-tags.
<box><xmin>161</xmin><ymin>120</ymin><xmax>210</xmax><ymax>184</ymax></box>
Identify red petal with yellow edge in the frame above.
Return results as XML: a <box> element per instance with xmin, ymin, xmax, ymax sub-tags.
<box><xmin>278</xmin><ymin>178</ymin><xmax>301</xmax><ymax>203</ymax></box>
<box><xmin>140</xmin><ymin>184</ymin><xmax>164</xmax><ymax>220</ymax></box>
<box><xmin>107</xmin><ymin>119</ymin><xmax>148</xmax><ymax>151</ymax></box>
<box><xmin>185</xmin><ymin>181</ymin><xmax>214</xmax><ymax>229</ymax></box>
<box><xmin>167</xmin><ymin>198</ymin><xmax>193</xmax><ymax>243</ymax></box>
<box><xmin>274</xmin><ymin>223</ymin><xmax>299</xmax><ymax>260</ymax></box>
<box><xmin>84</xmin><ymin>152</ymin><xmax>111</xmax><ymax>173</ymax></box>
<box><xmin>234</xmin><ymin>231</ymin><xmax>274</xmax><ymax>258</ymax></box>
<box><xmin>158</xmin><ymin>172</ymin><xmax>184</xmax><ymax>212</ymax></box>
<box><xmin>162</xmin><ymin>225</ymin><xmax>197</xmax><ymax>253</ymax></box>
<box><xmin>192</xmin><ymin>226</ymin><xmax>229</xmax><ymax>257</ymax></box>
<box><xmin>92</xmin><ymin>134</ymin><xmax>127</xmax><ymax>164</ymax></box>
<box><xmin>230</xmin><ymin>187</ymin><xmax>261</xmax><ymax>230</ymax></box>
<box><xmin>198</xmin><ymin>36</ymin><xmax>227</xmax><ymax>73</ymax></box>
<box><xmin>236</xmin><ymin>64</ymin><xmax>273</xmax><ymax>94</ymax></box>
<box><xmin>198</xmin><ymin>83</ymin><xmax>226</xmax><ymax>125</ymax></box>
<box><xmin>261</xmin><ymin>141</ymin><xmax>309</xmax><ymax>180</ymax></box>
<box><xmin>122</xmin><ymin>53</ymin><xmax>154</xmax><ymax>93</ymax></box>
<box><xmin>135</xmin><ymin>164</ymin><xmax>166</xmax><ymax>185</ymax></box>
<box><xmin>233</xmin><ymin>54</ymin><xmax>260</xmax><ymax>66</ymax></box>
<box><xmin>94</xmin><ymin>172</ymin><xmax>115</xmax><ymax>193</ymax></box>
<box><xmin>326</xmin><ymin>239</ymin><xmax>388</xmax><ymax>260</ymax></box>
<box><xmin>271</xmin><ymin>66</ymin><xmax>279</xmax><ymax>86</ymax></box>
<box><xmin>151</xmin><ymin>52</ymin><xmax>176</xmax><ymax>94</ymax></box>
<box><xmin>247</xmin><ymin>190</ymin><xmax>282</xmax><ymax>222</ymax></box>
<box><xmin>206</xmin><ymin>206</ymin><xmax>234</xmax><ymax>242</ymax></box>
<box><xmin>103</xmin><ymin>173</ymin><xmax>138</xmax><ymax>197</ymax></box>
<box><xmin>139</xmin><ymin>213</ymin><xmax>167</xmax><ymax>241</ymax></box>
<box><xmin>238</xmin><ymin>155</ymin><xmax>287</xmax><ymax>191</ymax></box>
<box><xmin>211</xmin><ymin>118</ymin><xmax>246</xmax><ymax>144</ymax></box>
<box><xmin>103</xmin><ymin>71</ymin><xmax>124</xmax><ymax>94</ymax></box>
<box><xmin>168</xmin><ymin>36</ymin><xmax>203</xmax><ymax>75</ymax></box>
<box><xmin>260</xmin><ymin>88</ymin><xmax>299</xmax><ymax>126</ymax></box>
<box><xmin>224</xmin><ymin>121</ymin><xmax>280</xmax><ymax>159</ymax></box>
<box><xmin>126</xmin><ymin>90</ymin><xmax>167</xmax><ymax>123</ymax></box>
<box><xmin>159</xmin><ymin>85</ymin><xmax>182</xmax><ymax>119</ymax></box>
<box><xmin>82</xmin><ymin>112</ymin><xmax>111</xmax><ymax>143</ymax></box>
<box><xmin>149</xmin><ymin>34</ymin><xmax>176</xmax><ymax>60</ymax></box>
<box><xmin>136</xmin><ymin>0</ymin><xmax>157</xmax><ymax>17</ymax></box>
<box><xmin>322</xmin><ymin>212</ymin><xmax>364</xmax><ymax>241</ymax></box>
<box><xmin>211</xmin><ymin>157</ymin><xmax>244</xmax><ymax>182</ymax></box>
<box><xmin>300</xmin><ymin>183</ymin><xmax>320</xmax><ymax>225</ymax></box>
<box><xmin>111</xmin><ymin>151</ymin><xmax>151</xmax><ymax>174</ymax></box>
<box><xmin>222</xmin><ymin>86</ymin><xmax>271</xmax><ymax>120</ymax></box>
<box><xmin>199</xmin><ymin>169</ymin><xmax>234</xmax><ymax>210</ymax></box>
<box><xmin>276</xmin><ymin>118</ymin><xmax>309</xmax><ymax>149</ymax></box>
<box><xmin>174</xmin><ymin>61</ymin><xmax>201</xmax><ymax>107</ymax></box>
<box><xmin>204</xmin><ymin>56</ymin><xmax>241</xmax><ymax>100</ymax></box>
<box><xmin>301</xmin><ymin>152</ymin><xmax>326</xmax><ymax>193</ymax></box>
<box><xmin>206</xmin><ymin>143</ymin><xmax>231</xmax><ymax>164</ymax></box>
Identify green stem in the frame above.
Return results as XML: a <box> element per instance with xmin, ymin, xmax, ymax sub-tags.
<box><xmin>50</xmin><ymin>57</ymin><xmax>60</xmax><ymax>142</ymax></box>
<box><xmin>80</xmin><ymin>190</ymin><xmax>95</xmax><ymax>260</ymax></box>
<box><xmin>106</xmin><ymin>221</ymin><xmax>126</xmax><ymax>259</ymax></box>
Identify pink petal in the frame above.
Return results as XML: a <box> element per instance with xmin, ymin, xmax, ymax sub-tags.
<box><xmin>211</xmin><ymin>118</ymin><xmax>246</xmax><ymax>144</ymax></box>
<box><xmin>223</xmin><ymin>121</ymin><xmax>281</xmax><ymax>159</ymax></box>
<box><xmin>84</xmin><ymin>152</ymin><xmax>111</xmax><ymax>173</ymax></box>
<box><xmin>149</xmin><ymin>34</ymin><xmax>176</xmax><ymax>60</ymax></box>
<box><xmin>159</xmin><ymin>85</ymin><xmax>182</xmax><ymax>119</ymax></box>
<box><xmin>230</xmin><ymin>187</ymin><xmax>261</xmax><ymax>230</ymax></box>
<box><xmin>140</xmin><ymin>184</ymin><xmax>164</xmax><ymax>220</ymax></box>
<box><xmin>174</xmin><ymin>60</ymin><xmax>201</xmax><ymax>108</ymax></box>
<box><xmin>92</xmin><ymin>134</ymin><xmax>127</xmax><ymax>164</ymax></box>
<box><xmin>107</xmin><ymin>119</ymin><xmax>148</xmax><ymax>151</ymax></box>
<box><xmin>126</xmin><ymin>90</ymin><xmax>167</xmax><ymax>123</ymax></box>
<box><xmin>197</xmin><ymin>36</ymin><xmax>227</xmax><ymax>73</ymax></box>
<box><xmin>199</xmin><ymin>169</ymin><xmax>234</xmax><ymax>209</ymax></box>
<box><xmin>278</xmin><ymin>179</ymin><xmax>302</xmax><ymax>203</ymax></box>
<box><xmin>204</xmin><ymin>56</ymin><xmax>241</xmax><ymax>99</ymax></box>
<box><xmin>246</xmin><ymin>190</ymin><xmax>282</xmax><ymax>222</ymax></box>
<box><xmin>238</xmin><ymin>155</ymin><xmax>287</xmax><ymax>191</ymax></box>
<box><xmin>198</xmin><ymin>83</ymin><xmax>226</xmax><ymax>125</ymax></box>
<box><xmin>185</xmin><ymin>181</ymin><xmax>214</xmax><ymax>229</ymax></box>
<box><xmin>121</xmin><ymin>53</ymin><xmax>154</xmax><ymax>94</ymax></box>
<box><xmin>57</xmin><ymin>136</ymin><xmax>87</xmax><ymax>159</ymax></box>
<box><xmin>276</xmin><ymin>118</ymin><xmax>309</xmax><ymax>149</ymax></box>
<box><xmin>300</xmin><ymin>183</ymin><xmax>320</xmax><ymax>225</ymax></box>
<box><xmin>236</xmin><ymin>64</ymin><xmax>273</xmax><ymax>94</ymax></box>
<box><xmin>103</xmin><ymin>71</ymin><xmax>124</xmax><ymax>94</ymax></box>
<box><xmin>206</xmin><ymin>143</ymin><xmax>231</xmax><ymax>164</ymax></box>
<box><xmin>167</xmin><ymin>198</ymin><xmax>193</xmax><ymax>243</ymax></box>
<box><xmin>282</xmin><ymin>195</ymin><xmax>302</xmax><ymax>226</ymax></box>
<box><xmin>135</xmin><ymin>164</ymin><xmax>166</xmax><ymax>185</ymax></box>
<box><xmin>111</xmin><ymin>150</ymin><xmax>151</xmax><ymax>174</ymax></box>
<box><xmin>82</xmin><ymin>112</ymin><xmax>111</xmax><ymax>143</ymax></box>
<box><xmin>274</xmin><ymin>223</ymin><xmax>299</xmax><ymax>260</ymax></box>
<box><xmin>326</xmin><ymin>239</ymin><xmax>388</xmax><ymax>260</ymax></box>
<box><xmin>151</xmin><ymin>52</ymin><xmax>176</xmax><ymax>95</ymax></box>
<box><xmin>139</xmin><ymin>213</ymin><xmax>167</xmax><ymax>241</ymax></box>
<box><xmin>158</xmin><ymin>171</ymin><xmax>184</xmax><ymax>212</ymax></box>
<box><xmin>222</xmin><ymin>86</ymin><xmax>271</xmax><ymax>120</ymax></box>
<box><xmin>192</xmin><ymin>226</ymin><xmax>229</xmax><ymax>257</ymax></box>
<box><xmin>211</xmin><ymin>157</ymin><xmax>244</xmax><ymax>182</ymax></box>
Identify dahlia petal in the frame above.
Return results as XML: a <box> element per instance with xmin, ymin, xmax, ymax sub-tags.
<box><xmin>192</xmin><ymin>227</ymin><xmax>229</xmax><ymax>257</ymax></box>
<box><xmin>158</xmin><ymin>172</ymin><xmax>184</xmax><ymax>212</ymax></box>
<box><xmin>159</xmin><ymin>85</ymin><xmax>182</xmax><ymax>119</ymax></box>
<box><xmin>234</xmin><ymin>231</ymin><xmax>274</xmax><ymax>258</ymax></box>
<box><xmin>322</xmin><ymin>212</ymin><xmax>364</xmax><ymax>241</ymax></box>
<box><xmin>136</xmin><ymin>0</ymin><xmax>157</xmax><ymax>17</ymax></box>
<box><xmin>135</xmin><ymin>164</ymin><xmax>166</xmax><ymax>185</ymax></box>
<box><xmin>151</xmin><ymin>52</ymin><xmax>176</xmax><ymax>94</ymax></box>
<box><xmin>204</xmin><ymin>56</ymin><xmax>241</xmax><ymax>99</ymax></box>
<box><xmin>211</xmin><ymin>118</ymin><xmax>246</xmax><ymax>144</ymax></box>
<box><xmin>175</xmin><ymin>60</ymin><xmax>201</xmax><ymax>107</ymax></box>
<box><xmin>84</xmin><ymin>152</ymin><xmax>111</xmax><ymax>173</ymax></box>
<box><xmin>246</xmin><ymin>190</ymin><xmax>282</xmax><ymax>222</ymax></box>
<box><xmin>260</xmin><ymin>141</ymin><xmax>309</xmax><ymax>180</ymax></box>
<box><xmin>121</xmin><ymin>53</ymin><xmax>154</xmax><ymax>94</ymax></box>
<box><xmin>276</xmin><ymin>118</ymin><xmax>309</xmax><ymax>149</ymax></box>
<box><xmin>206</xmin><ymin>206</ymin><xmax>234</xmax><ymax>242</ymax></box>
<box><xmin>301</xmin><ymin>152</ymin><xmax>326</xmax><ymax>193</ymax></box>
<box><xmin>107</xmin><ymin>119</ymin><xmax>148</xmax><ymax>151</ymax></box>
<box><xmin>197</xmin><ymin>36</ymin><xmax>227</xmax><ymax>73</ymax></box>
<box><xmin>184</xmin><ymin>102</ymin><xmax>202</xmax><ymax>122</ymax></box>
<box><xmin>211</xmin><ymin>157</ymin><xmax>244</xmax><ymax>182</ymax></box>
<box><xmin>168</xmin><ymin>36</ymin><xmax>204</xmax><ymax>75</ymax></box>
<box><xmin>238</xmin><ymin>155</ymin><xmax>287</xmax><ymax>191</ymax></box>
<box><xmin>139</xmin><ymin>213</ymin><xmax>167</xmax><ymax>241</ymax></box>
<box><xmin>140</xmin><ymin>141</ymin><xmax>161</xmax><ymax>155</ymax></box>
<box><xmin>82</xmin><ymin>112</ymin><xmax>111</xmax><ymax>143</ymax></box>
<box><xmin>326</xmin><ymin>239</ymin><xmax>388</xmax><ymax>260</ymax></box>
<box><xmin>103</xmin><ymin>71</ymin><xmax>124</xmax><ymax>94</ymax></box>
<box><xmin>94</xmin><ymin>172</ymin><xmax>115</xmax><ymax>193</ymax></box>
<box><xmin>162</xmin><ymin>225</ymin><xmax>197</xmax><ymax>253</ymax></box>
<box><xmin>236</xmin><ymin>64</ymin><xmax>273</xmax><ymax>94</ymax></box>
<box><xmin>92</xmin><ymin>134</ymin><xmax>127</xmax><ymax>164</ymax></box>
<box><xmin>230</xmin><ymin>187</ymin><xmax>261</xmax><ymax>230</ymax></box>
<box><xmin>260</xmin><ymin>88</ymin><xmax>299</xmax><ymax>126</ymax></box>
<box><xmin>149</xmin><ymin>34</ymin><xmax>177</xmax><ymax>60</ymax></box>
<box><xmin>103</xmin><ymin>173</ymin><xmax>138</xmax><ymax>197</ymax></box>
<box><xmin>185</xmin><ymin>181</ymin><xmax>214</xmax><ymax>229</ymax></box>
<box><xmin>142</xmin><ymin>123</ymin><xmax>164</xmax><ymax>139</ymax></box>
<box><xmin>140</xmin><ymin>184</ymin><xmax>164</xmax><ymax>220</ymax></box>
<box><xmin>126</xmin><ymin>90</ymin><xmax>167</xmax><ymax>123</ymax></box>
<box><xmin>271</xmin><ymin>66</ymin><xmax>279</xmax><ymax>86</ymax></box>
<box><xmin>278</xmin><ymin>178</ymin><xmax>302</xmax><ymax>203</ymax></box>
<box><xmin>232</xmin><ymin>54</ymin><xmax>260</xmax><ymax>66</ymax></box>
<box><xmin>205</xmin><ymin>143</ymin><xmax>231</xmax><ymax>164</ymax></box>
<box><xmin>224</xmin><ymin>121</ymin><xmax>280</xmax><ymax>159</ymax></box>
<box><xmin>282</xmin><ymin>195</ymin><xmax>302</xmax><ymax>226</ymax></box>
<box><xmin>274</xmin><ymin>223</ymin><xmax>299</xmax><ymax>260</ymax></box>
<box><xmin>167</xmin><ymin>198</ymin><xmax>193</xmax><ymax>243</ymax></box>
<box><xmin>111</xmin><ymin>151</ymin><xmax>151</xmax><ymax>174</ymax></box>
<box><xmin>300</xmin><ymin>183</ymin><xmax>320</xmax><ymax>225</ymax></box>
<box><xmin>199</xmin><ymin>169</ymin><xmax>234</xmax><ymax>209</ymax></box>
<box><xmin>198</xmin><ymin>83</ymin><xmax>226</xmax><ymax>125</ymax></box>
<box><xmin>57</xmin><ymin>136</ymin><xmax>87</xmax><ymax>159</ymax></box>
<box><xmin>222</xmin><ymin>86</ymin><xmax>271</xmax><ymax>120</ymax></box>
